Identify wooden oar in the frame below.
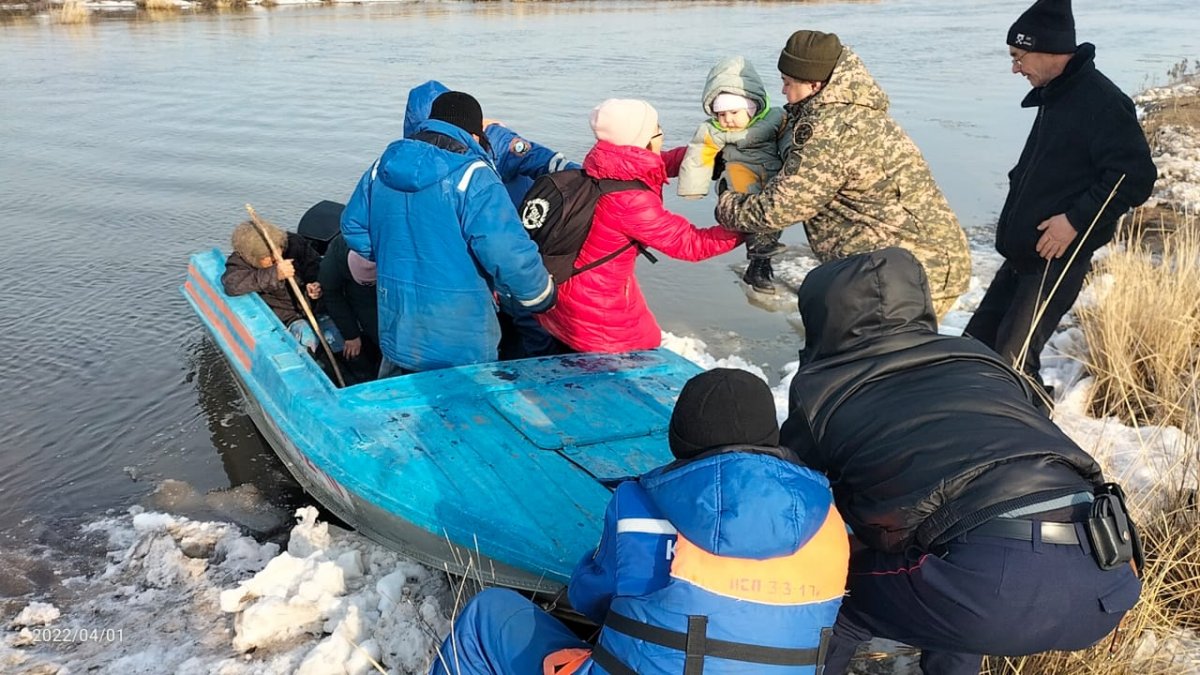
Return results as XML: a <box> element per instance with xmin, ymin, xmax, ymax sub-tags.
<box><xmin>245</xmin><ymin>203</ymin><xmax>346</xmax><ymax>388</ymax></box>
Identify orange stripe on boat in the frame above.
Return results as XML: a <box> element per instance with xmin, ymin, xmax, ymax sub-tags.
<box><xmin>670</xmin><ymin>506</ymin><xmax>849</xmax><ymax>605</ymax></box>
<box><xmin>187</xmin><ymin>264</ymin><xmax>257</xmax><ymax>352</ymax></box>
<box><xmin>186</xmin><ymin>280</ymin><xmax>251</xmax><ymax>371</ymax></box>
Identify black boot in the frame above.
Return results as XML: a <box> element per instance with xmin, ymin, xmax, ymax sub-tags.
<box><xmin>742</xmin><ymin>258</ymin><xmax>776</xmax><ymax>294</ymax></box>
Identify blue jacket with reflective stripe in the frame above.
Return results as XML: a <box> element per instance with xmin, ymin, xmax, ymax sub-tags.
<box><xmin>569</xmin><ymin>449</ymin><xmax>844</xmax><ymax>674</ymax></box>
<box><xmin>404</xmin><ymin>80</ymin><xmax>580</xmax><ymax>207</ymax></box>
<box><xmin>340</xmin><ymin>119</ymin><xmax>554</xmax><ymax>371</ymax></box>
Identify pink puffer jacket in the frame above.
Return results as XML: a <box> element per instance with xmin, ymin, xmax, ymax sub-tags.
<box><xmin>537</xmin><ymin>141</ymin><xmax>743</xmax><ymax>352</ymax></box>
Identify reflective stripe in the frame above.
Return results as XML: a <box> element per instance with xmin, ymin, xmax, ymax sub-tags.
<box><xmin>457</xmin><ymin>160</ymin><xmax>488</xmax><ymax>192</ymax></box>
<box><xmin>670</xmin><ymin>506</ymin><xmax>849</xmax><ymax>606</ymax></box>
<box><xmin>369</xmin><ymin>158</ymin><xmax>380</xmax><ymax>182</ymax></box>
<box><xmin>999</xmin><ymin>491</ymin><xmax>1094</xmax><ymax>518</ymax></box>
<box><xmin>616</xmin><ymin>518</ymin><xmax>678</xmax><ymax>535</ymax></box>
<box><xmin>518</xmin><ymin>276</ymin><xmax>555</xmax><ymax>308</ymax></box>
<box><xmin>548</xmin><ymin>153</ymin><xmax>569</xmax><ymax>173</ymax></box>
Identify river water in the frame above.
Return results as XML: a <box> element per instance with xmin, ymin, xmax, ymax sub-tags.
<box><xmin>1</xmin><ymin>0</ymin><xmax>1196</xmax><ymax>572</ymax></box>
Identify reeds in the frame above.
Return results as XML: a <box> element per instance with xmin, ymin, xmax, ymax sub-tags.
<box><xmin>1077</xmin><ymin>212</ymin><xmax>1200</xmax><ymax>432</ymax></box>
<box><xmin>137</xmin><ymin>0</ymin><xmax>178</xmax><ymax>11</ymax></box>
<box><xmin>982</xmin><ymin>206</ymin><xmax>1200</xmax><ymax>673</ymax></box>
<box><xmin>56</xmin><ymin>0</ymin><xmax>89</xmax><ymax>24</ymax></box>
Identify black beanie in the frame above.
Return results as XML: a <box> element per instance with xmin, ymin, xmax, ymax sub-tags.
<box><xmin>777</xmin><ymin>30</ymin><xmax>843</xmax><ymax>83</ymax></box>
<box><xmin>429</xmin><ymin>91</ymin><xmax>485</xmax><ymax>138</ymax></box>
<box><xmin>1008</xmin><ymin>0</ymin><xmax>1076</xmax><ymax>54</ymax></box>
<box><xmin>667</xmin><ymin>368</ymin><xmax>781</xmax><ymax>460</ymax></box>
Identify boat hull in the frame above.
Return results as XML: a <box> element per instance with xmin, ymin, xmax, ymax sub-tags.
<box><xmin>182</xmin><ymin>248</ymin><xmax>698</xmax><ymax>592</ymax></box>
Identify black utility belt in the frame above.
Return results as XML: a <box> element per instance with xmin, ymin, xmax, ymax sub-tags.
<box><xmin>972</xmin><ymin>518</ymin><xmax>1080</xmax><ymax>545</ymax></box>
<box><xmin>973</xmin><ymin>483</ymin><xmax>1143</xmax><ymax>574</ymax></box>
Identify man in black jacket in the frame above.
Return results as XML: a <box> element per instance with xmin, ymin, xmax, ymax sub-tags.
<box><xmin>965</xmin><ymin>0</ymin><xmax>1156</xmax><ymax>393</ymax></box>
<box><xmin>784</xmin><ymin>248</ymin><xmax>1140</xmax><ymax>674</ymax></box>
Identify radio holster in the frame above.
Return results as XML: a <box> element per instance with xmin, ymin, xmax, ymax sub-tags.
<box><xmin>1086</xmin><ymin>482</ymin><xmax>1144</xmax><ymax>575</ymax></box>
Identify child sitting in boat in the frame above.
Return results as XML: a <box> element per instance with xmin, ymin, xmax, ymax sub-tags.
<box><xmin>221</xmin><ymin>219</ymin><xmax>342</xmax><ymax>353</ymax></box>
<box><xmin>430</xmin><ymin>368</ymin><xmax>848</xmax><ymax>675</ymax></box>
<box><xmin>677</xmin><ymin>56</ymin><xmax>788</xmax><ymax>295</ymax></box>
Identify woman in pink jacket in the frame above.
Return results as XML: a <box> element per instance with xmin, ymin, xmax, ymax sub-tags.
<box><xmin>537</xmin><ymin>99</ymin><xmax>744</xmax><ymax>353</ymax></box>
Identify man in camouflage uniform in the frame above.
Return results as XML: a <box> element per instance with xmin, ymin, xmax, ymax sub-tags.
<box><xmin>716</xmin><ymin>30</ymin><xmax>971</xmax><ymax>316</ymax></box>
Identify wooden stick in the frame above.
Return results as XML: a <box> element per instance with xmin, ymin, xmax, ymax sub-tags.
<box><xmin>245</xmin><ymin>204</ymin><xmax>346</xmax><ymax>388</ymax></box>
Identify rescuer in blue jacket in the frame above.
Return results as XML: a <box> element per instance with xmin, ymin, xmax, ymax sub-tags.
<box><xmin>429</xmin><ymin>368</ymin><xmax>850</xmax><ymax>675</ymax></box>
<box><xmin>340</xmin><ymin>91</ymin><xmax>555</xmax><ymax>375</ymax></box>
<box><xmin>405</xmin><ymin>80</ymin><xmax>579</xmax><ymax>359</ymax></box>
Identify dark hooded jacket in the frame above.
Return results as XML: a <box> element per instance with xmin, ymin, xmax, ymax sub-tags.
<box><xmin>996</xmin><ymin>44</ymin><xmax>1156</xmax><ymax>271</ymax></box>
<box><xmin>780</xmin><ymin>248</ymin><xmax>1103</xmax><ymax>553</ymax></box>
<box><xmin>221</xmin><ymin>232</ymin><xmax>321</xmax><ymax>326</ymax></box>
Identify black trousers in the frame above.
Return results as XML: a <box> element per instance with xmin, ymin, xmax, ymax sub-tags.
<box><xmin>964</xmin><ymin>257</ymin><xmax>1091</xmax><ymax>388</ymax></box>
<box><xmin>824</xmin><ymin>529</ymin><xmax>1141</xmax><ymax>675</ymax></box>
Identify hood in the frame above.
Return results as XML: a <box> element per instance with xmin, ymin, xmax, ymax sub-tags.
<box><xmin>582</xmin><ymin>140</ymin><xmax>668</xmax><ymax>187</ymax></box>
<box><xmin>798</xmin><ymin>247</ymin><xmax>937</xmax><ymax>364</ymax></box>
<box><xmin>701</xmin><ymin>56</ymin><xmax>773</xmax><ymax>119</ymax></box>
<box><xmin>809</xmin><ymin>47</ymin><xmax>889</xmax><ymax>113</ymax></box>
<box><xmin>640</xmin><ymin>449</ymin><xmax>833</xmax><ymax>559</ymax></box>
<box><xmin>376</xmin><ymin>119</ymin><xmax>486</xmax><ymax>193</ymax></box>
<box><xmin>404</xmin><ymin>80</ymin><xmax>451</xmax><ymax>138</ymax></box>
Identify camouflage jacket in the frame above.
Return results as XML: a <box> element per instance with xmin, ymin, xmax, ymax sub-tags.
<box><xmin>716</xmin><ymin>47</ymin><xmax>970</xmax><ymax>299</ymax></box>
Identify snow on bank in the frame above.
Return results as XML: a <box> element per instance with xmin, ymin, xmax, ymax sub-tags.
<box><xmin>4</xmin><ymin>506</ymin><xmax>453</xmax><ymax>674</ymax></box>
<box><xmin>1137</xmin><ymin>78</ymin><xmax>1200</xmax><ymax>213</ymax></box>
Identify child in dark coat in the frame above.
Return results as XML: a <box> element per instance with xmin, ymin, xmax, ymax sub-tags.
<box><xmin>221</xmin><ymin>219</ymin><xmax>340</xmax><ymax>353</ymax></box>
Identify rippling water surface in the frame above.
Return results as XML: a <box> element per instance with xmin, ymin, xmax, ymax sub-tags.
<box><xmin>1</xmin><ymin>0</ymin><xmax>1196</xmax><ymax>547</ymax></box>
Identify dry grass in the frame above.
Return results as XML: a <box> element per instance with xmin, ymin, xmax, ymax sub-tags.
<box><xmin>56</xmin><ymin>0</ymin><xmax>89</xmax><ymax>24</ymax></box>
<box><xmin>137</xmin><ymin>0</ymin><xmax>177</xmax><ymax>10</ymax></box>
<box><xmin>196</xmin><ymin>0</ymin><xmax>247</xmax><ymax>9</ymax></box>
<box><xmin>1077</xmin><ymin>215</ymin><xmax>1200</xmax><ymax>431</ymax></box>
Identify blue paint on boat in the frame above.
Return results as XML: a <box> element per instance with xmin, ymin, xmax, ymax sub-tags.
<box><xmin>181</xmin><ymin>248</ymin><xmax>700</xmax><ymax>592</ymax></box>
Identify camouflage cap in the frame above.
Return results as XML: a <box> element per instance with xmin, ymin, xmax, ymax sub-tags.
<box><xmin>778</xmin><ymin>30</ymin><xmax>842</xmax><ymax>82</ymax></box>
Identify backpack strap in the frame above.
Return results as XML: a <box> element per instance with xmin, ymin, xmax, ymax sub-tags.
<box><xmin>571</xmin><ymin>179</ymin><xmax>656</xmax><ymax>278</ymax></box>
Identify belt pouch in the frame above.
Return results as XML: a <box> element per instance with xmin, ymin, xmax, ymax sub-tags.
<box><xmin>1086</xmin><ymin>491</ymin><xmax>1134</xmax><ymax>570</ymax></box>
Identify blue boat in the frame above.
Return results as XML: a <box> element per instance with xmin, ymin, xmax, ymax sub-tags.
<box><xmin>181</xmin><ymin>248</ymin><xmax>700</xmax><ymax>592</ymax></box>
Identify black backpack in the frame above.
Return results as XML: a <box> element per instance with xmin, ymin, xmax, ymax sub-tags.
<box><xmin>519</xmin><ymin>169</ymin><xmax>656</xmax><ymax>283</ymax></box>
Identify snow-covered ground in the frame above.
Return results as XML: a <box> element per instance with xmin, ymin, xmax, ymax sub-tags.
<box><xmin>5</xmin><ymin>75</ymin><xmax>1200</xmax><ymax>675</ymax></box>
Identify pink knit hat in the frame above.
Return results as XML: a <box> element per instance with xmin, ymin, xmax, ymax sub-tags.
<box><xmin>711</xmin><ymin>92</ymin><xmax>758</xmax><ymax>117</ymax></box>
<box><xmin>589</xmin><ymin>98</ymin><xmax>660</xmax><ymax>148</ymax></box>
<box><xmin>347</xmin><ymin>250</ymin><xmax>377</xmax><ymax>286</ymax></box>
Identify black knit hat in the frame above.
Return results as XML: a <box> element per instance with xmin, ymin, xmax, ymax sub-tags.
<box><xmin>429</xmin><ymin>91</ymin><xmax>485</xmax><ymax>138</ymax></box>
<box><xmin>778</xmin><ymin>30</ymin><xmax>843</xmax><ymax>83</ymax></box>
<box><xmin>1008</xmin><ymin>0</ymin><xmax>1076</xmax><ymax>54</ymax></box>
<box><xmin>667</xmin><ymin>368</ymin><xmax>781</xmax><ymax>460</ymax></box>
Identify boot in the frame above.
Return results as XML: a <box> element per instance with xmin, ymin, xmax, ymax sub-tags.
<box><xmin>742</xmin><ymin>258</ymin><xmax>776</xmax><ymax>295</ymax></box>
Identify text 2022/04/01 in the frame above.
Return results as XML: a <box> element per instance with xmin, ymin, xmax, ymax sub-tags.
<box><xmin>29</xmin><ymin>627</ymin><xmax>124</xmax><ymax>643</ymax></box>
